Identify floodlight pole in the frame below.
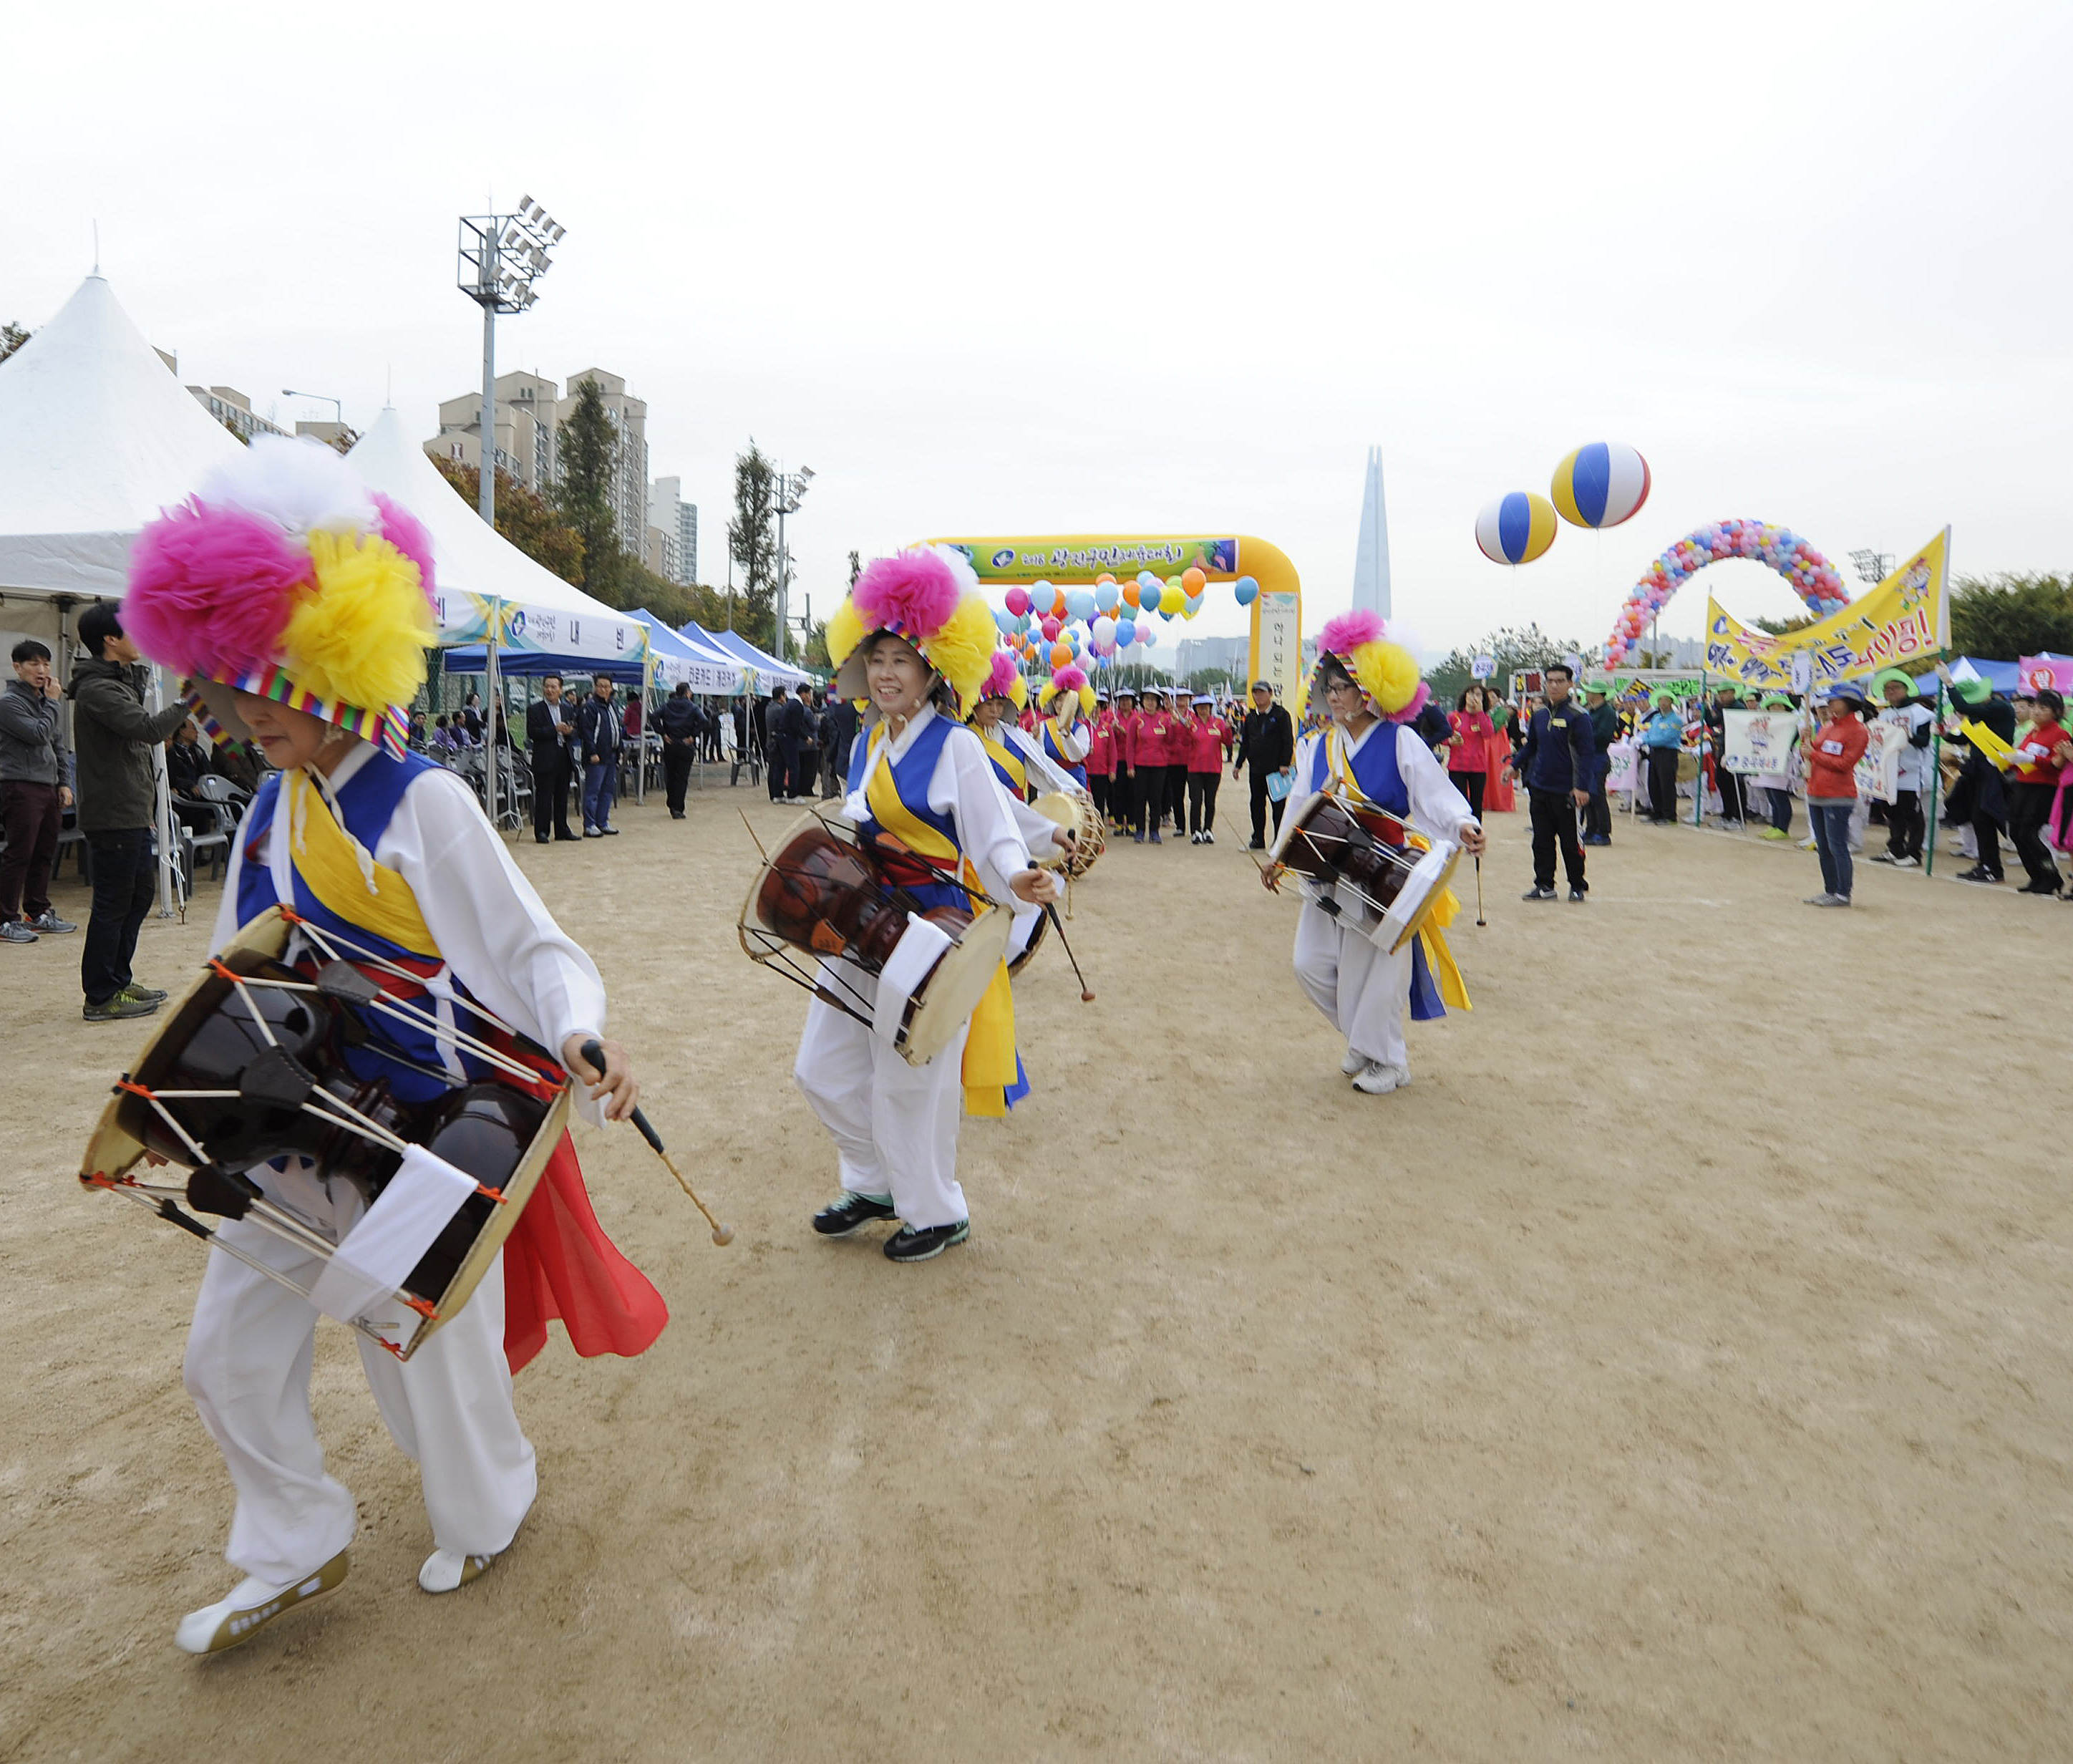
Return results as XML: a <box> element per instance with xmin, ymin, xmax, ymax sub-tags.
<box><xmin>458</xmin><ymin>200</ymin><xmax>563</xmax><ymax>532</ymax></box>
<box><xmin>771</xmin><ymin>466</ymin><xmax>813</xmax><ymax>665</ymax></box>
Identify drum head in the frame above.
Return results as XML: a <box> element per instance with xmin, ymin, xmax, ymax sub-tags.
<box><xmin>1006</xmin><ymin>903</ymin><xmax>1049</xmax><ymax>978</ymax></box>
<box><xmin>79</xmin><ymin>907</ymin><xmax>294</xmax><ymax>1186</ymax></box>
<box><xmin>399</xmin><ymin>1081</ymin><xmax>571</xmax><ymax>1360</ymax></box>
<box><xmin>1382</xmin><ymin>842</ymin><xmax>1462</xmax><ymax>954</ymax></box>
<box><xmin>899</xmin><ymin>904</ymin><xmax>1011</xmax><ymax>1066</ymax></box>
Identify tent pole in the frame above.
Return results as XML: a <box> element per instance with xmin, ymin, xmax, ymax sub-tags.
<box><xmin>485</xmin><ymin>623</ymin><xmax>504</xmax><ymax>837</ymax></box>
<box><xmin>638</xmin><ymin>650</ymin><xmax>653</xmax><ymax>806</ymax></box>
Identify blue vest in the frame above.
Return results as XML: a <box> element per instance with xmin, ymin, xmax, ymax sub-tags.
<box><xmin>1040</xmin><ymin>720</ymin><xmax>1087</xmax><ymax>786</ymax></box>
<box><xmin>237</xmin><ymin>753</ymin><xmax>490</xmax><ymax>1102</ymax></box>
<box><xmin>850</xmin><ymin>714</ymin><xmax>968</xmax><ymax>914</ymax></box>
<box><xmin>1303</xmin><ymin>723</ymin><xmax>1410</xmax><ymax>817</ymax></box>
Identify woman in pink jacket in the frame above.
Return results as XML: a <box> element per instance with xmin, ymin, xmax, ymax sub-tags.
<box><xmin>1447</xmin><ymin>685</ymin><xmax>1496</xmax><ymax>818</ymax></box>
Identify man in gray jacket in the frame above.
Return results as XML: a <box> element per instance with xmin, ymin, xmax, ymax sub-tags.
<box><xmin>1</xmin><ymin>639</ymin><xmax>77</xmax><ymax>944</ymax></box>
<box><xmin>67</xmin><ymin>602</ymin><xmax>192</xmax><ymax>1020</ymax></box>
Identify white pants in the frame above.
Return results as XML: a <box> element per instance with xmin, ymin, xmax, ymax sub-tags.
<box><xmin>1292</xmin><ymin>896</ymin><xmax>1412</xmax><ymax>1072</ymax></box>
<box><xmin>794</xmin><ymin>961</ymin><xmax>971</xmax><ymax>1228</ymax></box>
<box><xmin>183</xmin><ymin>1161</ymin><xmax>537</xmax><ymax>1586</ymax></box>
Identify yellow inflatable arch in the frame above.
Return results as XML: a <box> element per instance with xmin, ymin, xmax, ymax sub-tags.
<box><xmin>922</xmin><ymin>533</ymin><xmax>1304</xmax><ymax>703</ymax></box>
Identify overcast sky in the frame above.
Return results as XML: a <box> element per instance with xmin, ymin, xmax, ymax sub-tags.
<box><xmin>7</xmin><ymin>0</ymin><xmax>2067</xmax><ymax>661</ymax></box>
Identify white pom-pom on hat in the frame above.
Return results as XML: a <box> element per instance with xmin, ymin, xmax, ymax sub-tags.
<box><xmin>198</xmin><ymin>435</ymin><xmax>377</xmax><ymax>541</ymax></box>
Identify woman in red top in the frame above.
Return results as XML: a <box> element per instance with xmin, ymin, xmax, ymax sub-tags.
<box><xmin>1185</xmin><ymin>695</ymin><xmax>1228</xmax><ymax>843</ymax></box>
<box><xmin>1804</xmin><ymin>682</ymin><xmax>1870</xmax><ymax>906</ymax></box>
<box><xmin>1447</xmin><ymin>685</ymin><xmax>1496</xmax><ymax>817</ymax></box>
<box><xmin>1110</xmin><ymin>685</ymin><xmax>1140</xmax><ymax>835</ymax></box>
<box><xmin>2006</xmin><ymin>686</ymin><xmax>2067</xmax><ymax>895</ymax></box>
<box><xmin>1085</xmin><ymin>694</ymin><xmax>1117</xmax><ymax>831</ymax></box>
<box><xmin>1135</xmin><ymin>687</ymin><xmax>1172</xmax><ymax>843</ymax></box>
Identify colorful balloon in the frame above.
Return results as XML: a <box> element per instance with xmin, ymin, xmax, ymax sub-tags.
<box><xmin>1233</xmin><ymin>575</ymin><xmax>1259</xmax><ymax>606</ymax></box>
<box><xmin>1094</xmin><ymin>581</ymin><xmax>1120</xmax><ymax>613</ymax></box>
<box><xmin>1049</xmin><ymin>641</ymin><xmax>1072</xmax><ymax>669</ymax></box>
<box><xmin>1123</xmin><ymin>581</ymin><xmax>1142</xmax><ymax>608</ymax></box>
<box><xmin>1117</xmin><ymin>618</ymin><xmax>1137</xmax><ymax>646</ymax></box>
<box><xmin>1475</xmin><ymin>492</ymin><xmax>1558</xmax><ymax>566</ymax></box>
<box><xmin>1140</xmin><ymin>582</ymin><xmax>1163</xmax><ymax>613</ymax></box>
<box><xmin>1064</xmin><ymin>588</ymin><xmax>1095</xmax><ymax>621</ymax></box>
<box><xmin>1181</xmin><ymin>566</ymin><xmax>1205</xmax><ymax>593</ymax></box>
<box><xmin>1004</xmin><ymin>586</ymin><xmax>1030</xmax><ymax>616</ymax></box>
<box><xmin>1550</xmin><ymin>442</ymin><xmax>1651</xmax><ymax>530</ymax></box>
<box><xmin>1599</xmin><ymin>517</ymin><xmax>1848</xmax><ymax>660</ymax></box>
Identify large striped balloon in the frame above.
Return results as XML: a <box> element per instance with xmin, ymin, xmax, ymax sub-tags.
<box><xmin>1475</xmin><ymin>491</ymin><xmax>1558</xmax><ymax>566</ymax></box>
<box><xmin>1550</xmin><ymin>442</ymin><xmax>1651</xmax><ymax>529</ymax></box>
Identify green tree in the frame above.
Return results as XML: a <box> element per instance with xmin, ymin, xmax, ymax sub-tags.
<box><xmin>431</xmin><ymin>457</ymin><xmax>585</xmax><ymax>583</ymax></box>
<box><xmin>553</xmin><ymin>378</ymin><xmax>622</xmax><ymax>593</ymax></box>
<box><xmin>727</xmin><ymin>442</ymin><xmax>779</xmax><ymax>649</ymax></box>
<box><xmin>847</xmin><ymin>549</ymin><xmax>863</xmax><ymax>588</ymax></box>
<box><xmin>1948</xmin><ymin>573</ymin><xmax>2073</xmax><ymax>659</ymax></box>
<box><xmin>1425</xmin><ymin>622</ymin><xmax>1578</xmax><ymax>709</ymax></box>
<box><xmin>0</xmin><ymin>322</ymin><xmax>30</xmax><ymax>364</ymax></box>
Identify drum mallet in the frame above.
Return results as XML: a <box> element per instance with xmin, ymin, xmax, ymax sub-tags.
<box><xmin>578</xmin><ymin>1040</ymin><xmax>734</xmax><ymax>1246</ymax></box>
<box><xmin>1475</xmin><ymin>853</ymin><xmax>1487</xmax><ymax>927</ymax></box>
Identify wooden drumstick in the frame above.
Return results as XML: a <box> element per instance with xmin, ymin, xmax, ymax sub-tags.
<box><xmin>1044</xmin><ymin>903</ymin><xmax>1096</xmax><ymax>1003</ymax></box>
<box><xmin>578</xmin><ymin>1040</ymin><xmax>734</xmax><ymax>1246</ymax></box>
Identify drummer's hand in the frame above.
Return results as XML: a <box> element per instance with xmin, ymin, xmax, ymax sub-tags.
<box><xmin>1457</xmin><ymin>820</ymin><xmax>1487</xmax><ymax>856</ymax></box>
<box><xmin>1053</xmin><ymin>828</ymin><xmax>1078</xmax><ymax>854</ymax></box>
<box><xmin>563</xmin><ymin>1034</ymin><xmax>639</xmax><ymax>1123</ymax></box>
<box><xmin>1010</xmin><ymin>868</ymin><xmax>1061</xmax><ymax>906</ymax></box>
<box><xmin>1261</xmin><ymin>861</ymin><xmax>1285</xmax><ymax>891</ymax></box>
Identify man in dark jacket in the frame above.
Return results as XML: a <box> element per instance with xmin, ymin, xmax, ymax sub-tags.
<box><xmin>525</xmin><ymin>672</ymin><xmax>580</xmax><ymax>843</ymax></box>
<box><xmin>1232</xmin><ymin>681</ymin><xmax>1295</xmax><ymax>848</ymax></box>
<box><xmin>1</xmin><ymin>639</ymin><xmax>77</xmax><ymax>944</ymax></box>
<box><xmin>1944</xmin><ymin>669</ymin><xmax>2017</xmax><ymax>883</ymax></box>
<box><xmin>656</xmin><ymin>682</ymin><xmax>701</xmax><ymax>819</ymax></box>
<box><xmin>576</xmin><ymin>677</ymin><xmax>623</xmax><ymax>836</ymax></box>
<box><xmin>1582</xmin><ymin>682</ymin><xmax>1619</xmax><ymax>845</ymax></box>
<box><xmin>767</xmin><ymin>685</ymin><xmax>807</xmax><ymax>803</ymax></box>
<box><xmin>67</xmin><ymin>601</ymin><xmax>192</xmax><ymax>1019</ymax></box>
<box><xmin>1701</xmin><ymin>684</ymin><xmax>1747</xmax><ymax>827</ymax></box>
<box><xmin>795</xmin><ymin>689</ymin><xmax>822</xmax><ymax>800</ymax></box>
<box><xmin>1505</xmin><ymin>662</ymin><xmax>1593</xmax><ymax>901</ymax></box>
<box><xmin>820</xmin><ymin>693</ymin><xmax>860</xmax><ymax>799</ymax></box>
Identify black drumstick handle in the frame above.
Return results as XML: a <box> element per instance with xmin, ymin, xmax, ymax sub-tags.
<box><xmin>578</xmin><ymin>1037</ymin><xmax>664</xmax><ymax>1152</ymax></box>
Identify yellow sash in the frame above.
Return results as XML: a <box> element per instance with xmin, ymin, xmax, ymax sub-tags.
<box><xmin>1324</xmin><ymin>727</ymin><xmax>1470</xmax><ymax>1012</ymax></box>
<box><xmin>283</xmin><ymin>770</ymin><xmax>439</xmax><ymax>957</ymax></box>
<box><xmin>863</xmin><ymin>727</ymin><xmax>1020</xmax><ymax>1115</ymax></box>
<box><xmin>976</xmin><ymin>730</ymin><xmax>1029</xmax><ymax>797</ymax></box>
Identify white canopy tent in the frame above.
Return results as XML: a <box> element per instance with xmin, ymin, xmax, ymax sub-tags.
<box><xmin>0</xmin><ymin>275</ymin><xmax>248</xmax><ymax>919</ymax></box>
<box><xmin>0</xmin><ymin>274</ymin><xmax>244</xmax><ymax>641</ymax></box>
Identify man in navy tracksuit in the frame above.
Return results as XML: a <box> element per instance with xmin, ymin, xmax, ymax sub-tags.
<box><xmin>1505</xmin><ymin>662</ymin><xmax>1593</xmax><ymax>901</ymax></box>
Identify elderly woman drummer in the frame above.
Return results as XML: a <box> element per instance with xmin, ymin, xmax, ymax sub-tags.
<box><xmin>801</xmin><ymin>548</ymin><xmax>1061</xmax><ymax>1263</ymax></box>
<box><xmin>1265</xmin><ymin>611</ymin><xmax>1485</xmax><ymax>1095</ymax></box>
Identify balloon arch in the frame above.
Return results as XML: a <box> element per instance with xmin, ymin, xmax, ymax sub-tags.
<box><xmin>1603</xmin><ymin>518</ymin><xmax>1848</xmax><ymax>667</ymax></box>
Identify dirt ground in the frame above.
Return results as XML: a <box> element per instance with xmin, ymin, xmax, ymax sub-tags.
<box><xmin>2</xmin><ymin>777</ymin><xmax>2069</xmax><ymax>1763</ymax></box>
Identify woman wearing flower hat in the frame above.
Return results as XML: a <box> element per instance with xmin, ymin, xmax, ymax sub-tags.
<box><xmin>801</xmin><ymin>548</ymin><xmax>1061</xmax><ymax>1261</ymax></box>
<box><xmin>1266</xmin><ymin>611</ymin><xmax>1485</xmax><ymax>1095</ymax></box>
<box><xmin>1034</xmin><ymin>667</ymin><xmax>1092</xmax><ymax>787</ymax></box>
<box><xmin>966</xmin><ymin>648</ymin><xmax>1079</xmax><ymax>967</ymax></box>
<box><xmin>119</xmin><ymin>439</ymin><xmax>666</xmax><ymax>1654</ymax></box>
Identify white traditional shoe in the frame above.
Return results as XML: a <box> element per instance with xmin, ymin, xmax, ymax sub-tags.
<box><xmin>419</xmin><ymin>1547</ymin><xmax>499</xmax><ymax>1594</ymax></box>
<box><xmin>1352</xmin><ymin>1061</ymin><xmax>1407</xmax><ymax>1095</ymax></box>
<box><xmin>1341</xmin><ymin>1048</ymin><xmax>1368</xmax><ymax>1076</ymax></box>
<box><xmin>174</xmin><ymin>1549</ymin><xmax>349</xmax><ymax>1654</ymax></box>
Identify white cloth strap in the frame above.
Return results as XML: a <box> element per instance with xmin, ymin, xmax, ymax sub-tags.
<box><xmin>870</xmin><ymin>913</ymin><xmax>952</xmax><ymax>1046</ymax></box>
<box><xmin>306</xmin><ymin>1145</ymin><xmax>478</xmax><ymax>1326</ymax></box>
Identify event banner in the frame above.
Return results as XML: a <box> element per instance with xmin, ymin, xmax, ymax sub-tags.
<box><xmin>1254</xmin><ymin>591</ymin><xmax>1301</xmax><ymax>708</ymax></box>
<box><xmin>1703</xmin><ymin>528</ymin><xmax>1951</xmax><ymax>693</ymax></box>
<box><xmin>497</xmin><ymin>600</ymin><xmax>647</xmax><ymax>662</ymax></box>
<box><xmin>432</xmin><ymin>588</ymin><xmax>494</xmax><ymax>646</ymax></box>
<box><xmin>940</xmin><ymin>535</ymin><xmax>1240</xmax><ymax>582</ymax></box>
<box><xmin>1598</xmin><ymin>673</ymin><xmax>1704</xmax><ymax>701</ymax></box>
<box><xmin>2019</xmin><ymin>655</ymin><xmax>2073</xmax><ymax>693</ymax></box>
<box><xmin>1721</xmin><ymin>708</ymin><xmax>1798</xmax><ymax>777</ymax></box>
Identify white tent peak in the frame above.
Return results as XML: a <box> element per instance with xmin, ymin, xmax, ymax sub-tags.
<box><xmin>0</xmin><ymin>273</ymin><xmax>243</xmax><ymax>600</ymax></box>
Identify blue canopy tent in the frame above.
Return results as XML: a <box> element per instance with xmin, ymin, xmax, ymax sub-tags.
<box><xmin>684</xmin><ymin>621</ymin><xmax>815</xmax><ymax>690</ymax></box>
<box><xmin>1911</xmin><ymin>656</ymin><xmax>2023</xmax><ymax>696</ymax></box>
<box><xmin>631</xmin><ymin>610</ymin><xmax>746</xmax><ymax>695</ymax></box>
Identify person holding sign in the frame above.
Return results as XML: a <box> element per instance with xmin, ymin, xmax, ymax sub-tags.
<box><xmin>1870</xmin><ymin>670</ymin><xmax>1935</xmax><ymax>868</ymax></box>
<box><xmin>1805</xmin><ymin>683</ymin><xmax>1870</xmax><ymax>907</ymax></box>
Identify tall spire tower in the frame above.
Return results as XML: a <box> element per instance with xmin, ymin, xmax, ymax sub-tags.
<box><xmin>1350</xmin><ymin>445</ymin><xmax>1392</xmax><ymax>620</ymax></box>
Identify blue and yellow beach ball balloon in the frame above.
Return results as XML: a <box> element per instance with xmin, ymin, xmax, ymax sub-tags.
<box><xmin>1475</xmin><ymin>491</ymin><xmax>1558</xmax><ymax>566</ymax></box>
<box><xmin>1550</xmin><ymin>441</ymin><xmax>1651</xmax><ymax>530</ymax></box>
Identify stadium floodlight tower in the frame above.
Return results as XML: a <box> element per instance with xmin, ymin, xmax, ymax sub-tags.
<box><xmin>773</xmin><ymin>465</ymin><xmax>815</xmax><ymax>663</ymax></box>
<box><xmin>457</xmin><ymin>197</ymin><xmax>564</xmax><ymax>525</ymax></box>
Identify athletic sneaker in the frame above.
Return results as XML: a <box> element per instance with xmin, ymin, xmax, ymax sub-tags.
<box><xmin>883</xmin><ymin>1220</ymin><xmax>969</xmax><ymax>1262</ymax></box>
<box><xmin>122</xmin><ymin>982</ymin><xmax>169</xmax><ymax>1004</ymax></box>
<box><xmin>26</xmin><ymin>911</ymin><xmax>77</xmax><ymax>934</ymax></box>
<box><xmin>1760</xmin><ymin>827</ymin><xmax>1790</xmax><ymax>841</ymax></box>
<box><xmin>1521</xmin><ymin>886</ymin><xmax>1557</xmax><ymax>901</ymax></box>
<box><xmin>1189</xmin><ymin>831</ymin><xmax>1202</xmax><ymax>844</ymax></box>
<box><xmin>1150</xmin><ymin>831</ymin><xmax>1162</xmax><ymax>845</ymax></box>
<box><xmin>1351</xmin><ymin>1060</ymin><xmax>1407</xmax><ymax>1095</ymax></box>
<box><xmin>1956</xmin><ymin>866</ymin><xmax>2001</xmax><ymax>885</ymax></box>
<box><xmin>1567</xmin><ymin>887</ymin><xmax>1586</xmax><ymax>902</ymax></box>
<box><xmin>1812</xmin><ymin>894</ymin><xmax>1852</xmax><ymax>908</ymax></box>
<box><xmin>1868</xmin><ymin>851</ymin><xmax>1898</xmax><ymax>864</ymax></box>
<box><xmin>1890</xmin><ymin>855</ymin><xmax>1920</xmax><ymax>868</ymax></box>
<box><xmin>0</xmin><ymin>921</ymin><xmax>36</xmax><ymax>944</ymax></box>
<box><xmin>1202</xmin><ymin>830</ymin><xmax>1214</xmax><ymax>845</ymax></box>
<box><xmin>2016</xmin><ymin>879</ymin><xmax>2064</xmax><ymax>896</ymax></box>
<box><xmin>1341</xmin><ymin>1047</ymin><xmax>1368</xmax><ymax>1076</ymax></box>
<box><xmin>1803</xmin><ymin>893</ymin><xmax>1839</xmax><ymax>906</ymax></box>
<box><xmin>83</xmin><ymin>993</ymin><xmax>158</xmax><ymax>1022</ymax></box>
<box><xmin>812</xmin><ymin>1191</ymin><xmax>898</xmax><ymax>1236</ymax></box>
